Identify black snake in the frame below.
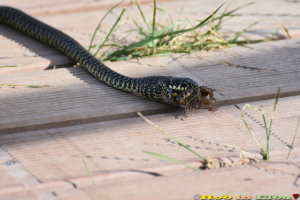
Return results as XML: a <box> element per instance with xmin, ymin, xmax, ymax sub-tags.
<box><xmin>0</xmin><ymin>6</ymin><xmax>215</xmax><ymax>116</ymax></box>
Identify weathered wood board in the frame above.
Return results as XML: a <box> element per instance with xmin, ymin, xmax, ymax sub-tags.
<box><xmin>1</xmin><ymin>38</ymin><xmax>300</xmax><ymax>134</ymax></box>
<box><xmin>0</xmin><ymin>97</ymin><xmax>299</xmax><ymax>199</ymax></box>
<box><xmin>0</xmin><ymin>0</ymin><xmax>300</xmax><ymax>199</ymax></box>
<box><xmin>1</xmin><ymin>0</ymin><xmax>300</xmax><ymax>134</ymax></box>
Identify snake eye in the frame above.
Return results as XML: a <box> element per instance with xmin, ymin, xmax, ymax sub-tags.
<box><xmin>181</xmin><ymin>81</ymin><xmax>188</xmax><ymax>87</ymax></box>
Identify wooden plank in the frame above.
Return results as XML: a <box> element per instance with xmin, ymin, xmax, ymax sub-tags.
<box><xmin>1</xmin><ymin>0</ymin><xmax>181</xmax><ymax>16</ymax></box>
<box><xmin>1</xmin><ymin>156</ymin><xmax>299</xmax><ymax>199</ymax></box>
<box><xmin>0</xmin><ymin>59</ymin><xmax>179</xmax><ymax>134</ymax></box>
<box><xmin>0</xmin><ymin>0</ymin><xmax>93</xmax><ymax>10</ymax></box>
<box><xmin>1</xmin><ymin>157</ymin><xmax>300</xmax><ymax>199</ymax></box>
<box><xmin>0</xmin><ymin>165</ymin><xmax>22</xmax><ymax>189</ymax></box>
<box><xmin>0</xmin><ymin>147</ymin><xmax>299</xmax><ymax>199</ymax></box>
<box><xmin>1</xmin><ymin>0</ymin><xmax>300</xmax><ymax>198</ymax></box>
<box><xmin>0</xmin><ymin>96</ymin><xmax>299</xmax><ymax>189</ymax></box>
<box><xmin>0</xmin><ymin>192</ymin><xmax>39</xmax><ymax>200</ymax></box>
<box><xmin>4</xmin><ymin>0</ymin><xmax>300</xmax><ymax>42</ymax></box>
<box><xmin>1</xmin><ymin>39</ymin><xmax>300</xmax><ymax>133</ymax></box>
<box><xmin>58</xmin><ymin>158</ymin><xmax>300</xmax><ymax>199</ymax></box>
<box><xmin>1</xmin><ymin>0</ymin><xmax>300</xmax><ymax>68</ymax></box>
<box><xmin>179</xmin><ymin>39</ymin><xmax>300</xmax><ymax>105</ymax></box>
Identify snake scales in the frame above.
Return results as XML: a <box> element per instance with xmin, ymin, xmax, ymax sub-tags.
<box><xmin>0</xmin><ymin>6</ymin><xmax>215</xmax><ymax>116</ymax></box>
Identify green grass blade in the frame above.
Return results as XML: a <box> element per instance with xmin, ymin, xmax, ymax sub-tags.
<box><xmin>94</xmin><ymin>8</ymin><xmax>126</xmax><ymax>56</ymax></box>
<box><xmin>0</xmin><ymin>65</ymin><xmax>20</xmax><ymax>68</ymax></box>
<box><xmin>138</xmin><ymin>112</ymin><xmax>207</xmax><ymax>162</ymax></box>
<box><xmin>133</xmin><ymin>19</ymin><xmax>148</xmax><ymax>37</ymax></box>
<box><xmin>211</xmin><ymin>3</ymin><xmax>231</xmax><ymax>33</ymax></box>
<box><xmin>113</xmin><ymin>10</ymin><xmax>131</xmax><ymax>34</ymax></box>
<box><xmin>142</xmin><ymin>150</ymin><xmax>201</xmax><ymax>171</ymax></box>
<box><xmin>149</xmin><ymin>5</ymin><xmax>174</xmax><ymax>32</ymax></box>
<box><xmin>279</xmin><ymin>20</ymin><xmax>292</xmax><ymax>39</ymax></box>
<box><xmin>267</xmin><ymin>86</ymin><xmax>281</xmax><ymax>160</ymax></box>
<box><xmin>176</xmin><ymin>5</ymin><xmax>185</xmax><ymax>30</ymax></box>
<box><xmin>287</xmin><ymin>116</ymin><xmax>300</xmax><ymax>158</ymax></box>
<box><xmin>82</xmin><ymin>158</ymin><xmax>96</xmax><ymax>186</ymax></box>
<box><xmin>223</xmin><ymin>2</ymin><xmax>231</xmax><ymax>14</ymax></box>
<box><xmin>261</xmin><ymin>112</ymin><xmax>269</xmax><ymax>160</ymax></box>
<box><xmin>152</xmin><ymin>0</ymin><xmax>157</xmax><ymax>37</ymax></box>
<box><xmin>88</xmin><ymin>0</ymin><xmax>124</xmax><ymax>52</ymax></box>
<box><xmin>230</xmin><ymin>21</ymin><xmax>259</xmax><ymax>43</ymax></box>
<box><xmin>151</xmin><ymin>0</ymin><xmax>157</xmax><ymax>54</ymax></box>
<box><xmin>100</xmin><ymin>31</ymin><xmax>134</xmax><ymax>60</ymax></box>
<box><xmin>27</xmin><ymin>85</ymin><xmax>50</xmax><ymax>88</ymax></box>
<box><xmin>215</xmin><ymin>2</ymin><xmax>254</xmax><ymax>19</ymax></box>
<box><xmin>154</xmin><ymin>20</ymin><xmax>189</xmax><ymax>36</ymax></box>
<box><xmin>269</xmin><ymin>29</ymin><xmax>279</xmax><ymax>41</ymax></box>
<box><xmin>135</xmin><ymin>0</ymin><xmax>152</xmax><ymax>33</ymax></box>
<box><xmin>0</xmin><ymin>84</ymin><xmax>50</xmax><ymax>88</ymax></box>
<box><xmin>242</xmin><ymin>104</ymin><xmax>266</xmax><ymax>157</ymax></box>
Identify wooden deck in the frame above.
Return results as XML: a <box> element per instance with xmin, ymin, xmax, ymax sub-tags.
<box><xmin>1</xmin><ymin>0</ymin><xmax>300</xmax><ymax>199</ymax></box>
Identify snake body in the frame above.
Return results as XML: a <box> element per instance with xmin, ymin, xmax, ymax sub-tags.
<box><xmin>0</xmin><ymin>6</ymin><xmax>215</xmax><ymax>114</ymax></box>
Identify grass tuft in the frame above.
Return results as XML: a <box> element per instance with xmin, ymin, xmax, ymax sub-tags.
<box><xmin>88</xmin><ymin>2</ymin><xmax>278</xmax><ymax>62</ymax></box>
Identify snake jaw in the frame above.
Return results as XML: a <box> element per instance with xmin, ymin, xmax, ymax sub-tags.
<box><xmin>200</xmin><ymin>86</ymin><xmax>216</xmax><ymax>102</ymax></box>
<box><xmin>181</xmin><ymin>86</ymin><xmax>216</xmax><ymax>118</ymax></box>
<box><xmin>163</xmin><ymin>82</ymin><xmax>216</xmax><ymax>117</ymax></box>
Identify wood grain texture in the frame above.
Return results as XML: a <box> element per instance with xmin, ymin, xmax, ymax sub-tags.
<box><xmin>0</xmin><ymin>96</ymin><xmax>299</xmax><ymax>195</ymax></box>
<box><xmin>1</xmin><ymin>39</ymin><xmax>300</xmax><ymax>134</ymax></box>
<box><xmin>1</xmin><ymin>0</ymin><xmax>300</xmax><ymax>198</ymax></box>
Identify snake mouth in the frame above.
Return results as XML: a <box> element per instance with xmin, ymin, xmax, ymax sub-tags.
<box><xmin>171</xmin><ymin>88</ymin><xmax>198</xmax><ymax>107</ymax></box>
<box><xmin>168</xmin><ymin>86</ymin><xmax>216</xmax><ymax>117</ymax></box>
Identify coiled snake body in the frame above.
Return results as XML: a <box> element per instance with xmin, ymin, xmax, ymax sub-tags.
<box><xmin>0</xmin><ymin>6</ymin><xmax>215</xmax><ymax>116</ymax></box>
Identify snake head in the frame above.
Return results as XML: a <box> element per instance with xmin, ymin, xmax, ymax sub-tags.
<box><xmin>164</xmin><ymin>82</ymin><xmax>216</xmax><ymax>117</ymax></box>
<box><xmin>159</xmin><ymin>77</ymin><xmax>199</xmax><ymax>105</ymax></box>
<box><xmin>161</xmin><ymin>78</ymin><xmax>216</xmax><ymax>106</ymax></box>
<box><xmin>140</xmin><ymin>76</ymin><xmax>216</xmax><ymax>115</ymax></box>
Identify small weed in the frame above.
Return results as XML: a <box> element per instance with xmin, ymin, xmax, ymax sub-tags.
<box><xmin>138</xmin><ymin>112</ymin><xmax>214</xmax><ymax>170</ymax></box>
<box><xmin>0</xmin><ymin>84</ymin><xmax>50</xmax><ymax>88</ymax></box>
<box><xmin>241</xmin><ymin>86</ymin><xmax>281</xmax><ymax>160</ymax></box>
<box><xmin>0</xmin><ymin>60</ymin><xmax>33</xmax><ymax>68</ymax></box>
<box><xmin>287</xmin><ymin>116</ymin><xmax>300</xmax><ymax>159</ymax></box>
<box><xmin>82</xmin><ymin>158</ymin><xmax>96</xmax><ymax>186</ymax></box>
